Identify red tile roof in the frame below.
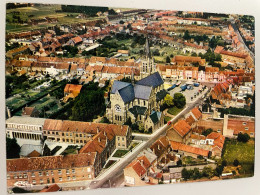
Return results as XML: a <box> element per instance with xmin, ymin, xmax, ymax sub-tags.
<box><xmin>170</xmin><ymin>141</ymin><xmax>209</xmax><ymax>157</ymax></box>
<box><xmin>7</xmin><ymin>153</ymin><xmax>97</xmax><ymax>172</ymax></box>
<box><xmin>191</xmin><ymin>107</ymin><xmax>202</xmax><ymax>120</ymax></box>
<box><xmin>206</xmin><ymin>132</ymin><xmax>225</xmax><ymax>149</ymax></box>
<box><xmin>40</xmin><ymin>184</ymin><xmax>60</xmax><ymax>193</ymax></box>
<box><xmin>172</xmin><ymin>120</ymin><xmax>191</xmax><ymax>137</ymax></box>
<box><xmin>126</xmin><ymin>155</ymin><xmax>151</xmax><ymax>177</ymax></box>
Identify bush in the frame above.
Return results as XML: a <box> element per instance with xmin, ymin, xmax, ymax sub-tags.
<box><xmin>222</xmin><ymin>160</ymin><xmax>227</xmax><ymax>167</ymax></box>
<box><xmin>177</xmin><ymin>159</ymin><xmax>182</xmax><ymax>166</ymax></box>
<box><xmin>237</xmin><ymin>133</ymin><xmax>250</xmax><ymax>143</ymax></box>
<box><xmin>233</xmin><ymin>159</ymin><xmax>239</xmax><ymax>167</ymax></box>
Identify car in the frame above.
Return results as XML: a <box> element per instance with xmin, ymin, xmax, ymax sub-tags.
<box><xmin>167</xmin><ymin>121</ymin><xmax>172</xmax><ymax>125</ymax></box>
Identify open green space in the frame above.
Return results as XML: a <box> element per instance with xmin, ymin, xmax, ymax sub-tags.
<box><xmin>128</xmin><ymin>142</ymin><xmax>139</xmax><ymax>151</ymax></box>
<box><xmin>182</xmin><ymin>156</ymin><xmax>206</xmax><ymax>166</ymax></box>
<box><xmin>167</xmin><ymin>106</ymin><xmax>183</xmax><ymax>116</ymax></box>
<box><xmin>112</xmin><ymin>149</ymin><xmax>129</xmax><ymax>158</ymax></box>
<box><xmin>61</xmin><ymin>145</ymin><xmax>79</xmax><ymax>155</ymax></box>
<box><xmin>222</xmin><ymin>139</ymin><xmax>255</xmax><ymax>175</ymax></box>
<box><xmin>164</xmin><ymin>116</ymin><xmax>172</xmax><ymax>124</ymax></box>
<box><xmin>6</xmin><ymin>4</ymin><xmax>105</xmax><ymax>33</ymax></box>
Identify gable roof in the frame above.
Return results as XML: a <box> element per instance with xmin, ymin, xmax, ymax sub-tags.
<box><xmin>134</xmin><ymin>84</ymin><xmax>152</xmax><ymax>100</ymax></box>
<box><xmin>40</xmin><ymin>184</ymin><xmax>60</xmax><ymax>193</ymax></box>
<box><xmin>172</xmin><ymin>120</ymin><xmax>191</xmax><ymax>137</ymax></box>
<box><xmin>150</xmin><ymin>111</ymin><xmax>162</xmax><ymax>124</ymax></box>
<box><xmin>136</xmin><ymin>72</ymin><xmax>164</xmax><ymax>88</ymax></box>
<box><xmin>170</xmin><ymin>141</ymin><xmax>209</xmax><ymax>157</ymax></box>
<box><xmin>129</xmin><ymin>106</ymin><xmax>147</xmax><ymax>116</ymax></box>
<box><xmin>191</xmin><ymin>107</ymin><xmax>202</xmax><ymax>120</ymax></box>
<box><xmin>126</xmin><ymin>155</ymin><xmax>151</xmax><ymax>177</ymax></box>
<box><xmin>7</xmin><ymin>153</ymin><xmax>97</xmax><ymax>172</ymax></box>
<box><xmin>118</xmin><ymin>84</ymin><xmax>135</xmax><ymax>103</ymax></box>
<box><xmin>22</xmin><ymin>107</ymin><xmax>36</xmax><ymax>116</ymax></box>
<box><xmin>111</xmin><ymin>80</ymin><xmax>131</xmax><ymax>94</ymax></box>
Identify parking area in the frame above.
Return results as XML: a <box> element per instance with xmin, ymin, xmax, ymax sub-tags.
<box><xmin>167</xmin><ymin>81</ymin><xmax>208</xmax><ymax>103</ymax></box>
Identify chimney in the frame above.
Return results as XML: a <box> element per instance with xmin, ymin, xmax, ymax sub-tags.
<box><xmin>98</xmin><ymin>137</ymin><xmax>101</xmax><ymax>142</ymax></box>
<box><xmin>97</xmin><ymin>127</ymin><xmax>99</xmax><ymax>133</ymax></box>
<box><xmin>158</xmin><ymin>144</ymin><xmax>160</xmax><ymax>150</ymax></box>
<box><xmin>140</xmin><ymin>159</ymin><xmax>144</xmax><ymax>167</ymax></box>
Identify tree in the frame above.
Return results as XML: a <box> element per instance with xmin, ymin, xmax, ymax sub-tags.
<box><xmin>177</xmin><ymin>159</ymin><xmax>182</xmax><ymax>167</ymax></box>
<box><xmin>215</xmin><ymin>165</ymin><xmax>223</xmax><ymax>177</ymax></box>
<box><xmin>166</xmin><ymin>56</ymin><xmax>171</xmax><ymax>63</ymax></box>
<box><xmin>119</xmin><ymin>20</ymin><xmax>125</xmax><ymax>24</ymax></box>
<box><xmin>71</xmin><ymin>86</ymin><xmax>105</xmax><ymax>122</ymax></box>
<box><xmin>222</xmin><ymin>160</ymin><xmax>227</xmax><ymax>167</ymax></box>
<box><xmin>202</xmin><ymin>166</ymin><xmax>213</xmax><ymax>178</ymax></box>
<box><xmin>173</xmin><ymin>93</ymin><xmax>186</xmax><ymax>108</ymax></box>
<box><xmin>192</xmin><ymin>168</ymin><xmax>201</xmax><ymax>180</ymax></box>
<box><xmin>6</xmin><ymin>137</ymin><xmax>20</xmax><ymax>159</ymax></box>
<box><xmin>233</xmin><ymin>159</ymin><xmax>239</xmax><ymax>167</ymax></box>
<box><xmin>202</xmin><ymin>128</ymin><xmax>213</xmax><ymax>136</ymax></box>
<box><xmin>237</xmin><ymin>133</ymin><xmax>250</xmax><ymax>143</ymax></box>
<box><xmin>183</xmin><ymin>30</ymin><xmax>191</xmax><ymax>40</ymax></box>
<box><xmin>181</xmin><ymin>168</ymin><xmax>191</xmax><ymax>181</ymax></box>
<box><xmin>163</xmin><ymin>94</ymin><xmax>174</xmax><ymax>107</ymax></box>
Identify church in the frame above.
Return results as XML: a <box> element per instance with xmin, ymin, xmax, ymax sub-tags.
<box><xmin>106</xmin><ymin>37</ymin><xmax>167</xmax><ymax>132</ymax></box>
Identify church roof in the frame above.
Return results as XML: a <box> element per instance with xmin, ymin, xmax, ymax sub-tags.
<box><xmin>137</xmin><ymin>72</ymin><xmax>164</xmax><ymax>88</ymax></box>
<box><xmin>145</xmin><ymin>36</ymin><xmax>152</xmax><ymax>59</ymax></box>
<box><xmin>129</xmin><ymin>106</ymin><xmax>147</xmax><ymax>116</ymax></box>
<box><xmin>111</xmin><ymin>81</ymin><xmax>131</xmax><ymax>94</ymax></box>
<box><xmin>118</xmin><ymin>84</ymin><xmax>135</xmax><ymax>103</ymax></box>
<box><xmin>150</xmin><ymin>111</ymin><xmax>162</xmax><ymax>124</ymax></box>
<box><xmin>134</xmin><ymin>84</ymin><xmax>152</xmax><ymax>100</ymax></box>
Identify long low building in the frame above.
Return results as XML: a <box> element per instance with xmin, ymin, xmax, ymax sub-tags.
<box><xmin>6</xmin><ymin>116</ymin><xmax>132</xmax><ymax>188</ymax></box>
<box><xmin>7</xmin><ymin>153</ymin><xmax>97</xmax><ymax>187</ymax></box>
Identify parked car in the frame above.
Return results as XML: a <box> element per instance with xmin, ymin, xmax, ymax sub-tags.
<box><xmin>167</xmin><ymin>121</ymin><xmax>172</xmax><ymax>125</ymax></box>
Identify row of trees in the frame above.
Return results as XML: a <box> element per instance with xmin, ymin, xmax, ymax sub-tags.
<box><xmin>61</xmin><ymin>5</ymin><xmax>108</xmax><ymax>16</ymax></box>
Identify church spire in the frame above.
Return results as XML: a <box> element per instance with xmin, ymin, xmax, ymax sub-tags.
<box><xmin>131</xmin><ymin>67</ymin><xmax>135</xmax><ymax>85</ymax></box>
<box><xmin>145</xmin><ymin>35</ymin><xmax>151</xmax><ymax>59</ymax></box>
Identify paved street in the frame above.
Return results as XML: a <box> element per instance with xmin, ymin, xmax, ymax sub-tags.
<box><xmin>231</xmin><ymin>21</ymin><xmax>255</xmax><ymax>58</ymax></box>
<box><xmin>87</xmin><ymin>87</ymin><xmax>209</xmax><ymax>189</ymax></box>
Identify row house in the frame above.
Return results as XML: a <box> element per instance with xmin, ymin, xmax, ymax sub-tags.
<box><xmin>223</xmin><ymin>114</ymin><xmax>255</xmax><ymax>138</ymax></box>
<box><xmin>6</xmin><ymin>153</ymin><xmax>97</xmax><ymax>187</ymax></box>
<box><xmin>43</xmin><ymin>119</ymin><xmax>131</xmax><ymax>149</ymax></box>
<box><xmin>166</xmin><ymin>120</ymin><xmax>192</xmax><ymax>144</ymax></box>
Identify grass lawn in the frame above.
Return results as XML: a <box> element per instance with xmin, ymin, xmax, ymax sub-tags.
<box><xmin>167</xmin><ymin>106</ymin><xmax>183</xmax><ymax>116</ymax></box>
<box><xmin>61</xmin><ymin>145</ymin><xmax>79</xmax><ymax>155</ymax></box>
<box><xmin>164</xmin><ymin>116</ymin><xmax>172</xmax><ymax>124</ymax></box>
<box><xmin>112</xmin><ymin>149</ymin><xmax>129</xmax><ymax>158</ymax></box>
<box><xmin>129</xmin><ymin>142</ymin><xmax>139</xmax><ymax>151</ymax></box>
<box><xmin>222</xmin><ymin>139</ymin><xmax>255</xmax><ymax>175</ymax></box>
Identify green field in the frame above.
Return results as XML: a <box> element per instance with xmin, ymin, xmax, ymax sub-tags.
<box><xmin>6</xmin><ymin>4</ymin><xmax>105</xmax><ymax>33</ymax></box>
<box><xmin>112</xmin><ymin>149</ymin><xmax>129</xmax><ymax>158</ymax></box>
<box><xmin>167</xmin><ymin>106</ymin><xmax>183</xmax><ymax>116</ymax></box>
<box><xmin>222</xmin><ymin>139</ymin><xmax>255</xmax><ymax>175</ymax></box>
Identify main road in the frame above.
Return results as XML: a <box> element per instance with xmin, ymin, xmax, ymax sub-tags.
<box><xmin>231</xmin><ymin>21</ymin><xmax>255</xmax><ymax>58</ymax></box>
<box><xmin>88</xmin><ymin>88</ymin><xmax>209</xmax><ymax>189</ymax></box>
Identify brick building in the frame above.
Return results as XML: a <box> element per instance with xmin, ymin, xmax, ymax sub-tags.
<box><xmin>7</xmin><ymin>153</ymin><xmax>97</xmax><ymax>187</ymax></box>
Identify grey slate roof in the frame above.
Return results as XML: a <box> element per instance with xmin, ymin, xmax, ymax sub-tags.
<box><xmin>118</xmin><ymin>84</ymin><xmax>135</xmax><ymax>103</ymax></box>
<box><xmin>111</xmin><ymin>80</ymin><xmax>131</xmax><ymax>94</ymax></box>
<box><xmin>134</xmin><ymin>84</ymin><xmax>152</xmax><ymax>100</ymax></box>
<box><xmin>150</xmin><ymin>111</ymin><xmax>162</xmax><ymax>124</ymax></box>
<box><xmin>129</xmin><ymin>106</ymin><xmax>147</xmax><ymax>116</ymax></box>
<box><xmin>136</xmin><ymin>72</ymin><xmax>164</xmax><ymax>88</ymax></box>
